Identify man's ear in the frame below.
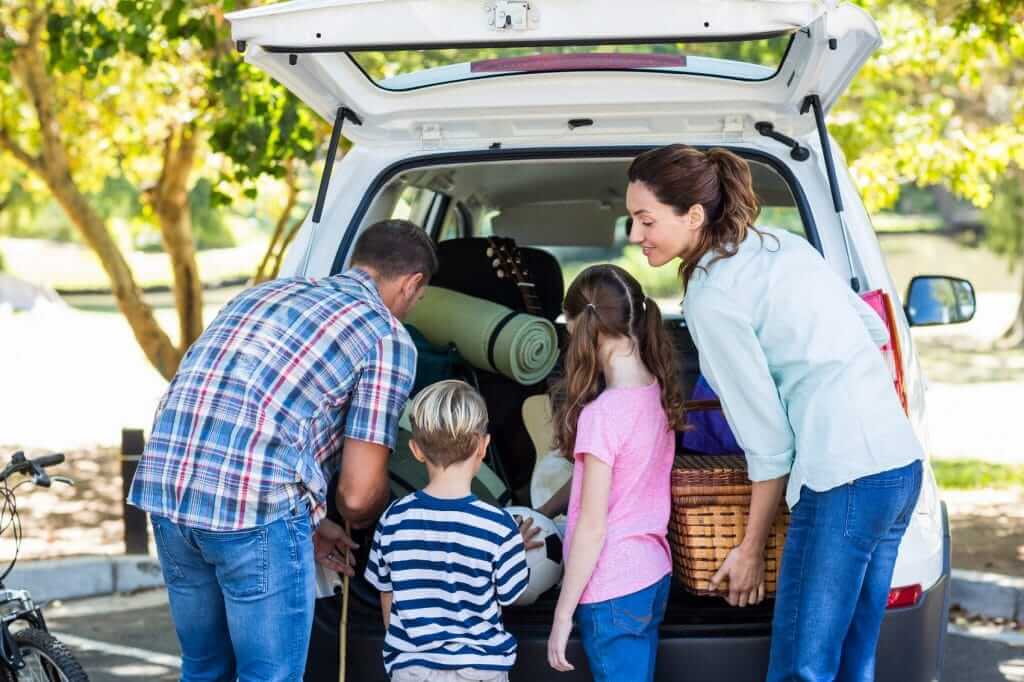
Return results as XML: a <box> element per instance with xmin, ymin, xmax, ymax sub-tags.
<box><xmin>403</xmin><ymin>272</ymin><xmax>426</xmax><ymax>297</ymax></box>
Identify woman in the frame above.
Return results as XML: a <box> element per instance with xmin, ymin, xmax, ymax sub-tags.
<box><xmin>625</xmin><ymin>144</ymin><xmax>924</xmax><ymax>681</ymax></box>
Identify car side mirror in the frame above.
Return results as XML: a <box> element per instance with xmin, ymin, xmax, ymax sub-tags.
<box><xmin>904</xmin><ymin>276</ymin><xmax>976</xmax><ymax>327</ymax></box>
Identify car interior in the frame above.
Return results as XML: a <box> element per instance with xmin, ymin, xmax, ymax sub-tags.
<box><xmin>338</xmin><ymin>152</ymin><xmax>810</xmax><ymax>626</ymax></box>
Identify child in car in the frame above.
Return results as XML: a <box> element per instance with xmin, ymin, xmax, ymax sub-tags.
<box><xmin>365</xmin><ymin>380</ymin><xmax>530</xmax><ymax>682</ymax></box>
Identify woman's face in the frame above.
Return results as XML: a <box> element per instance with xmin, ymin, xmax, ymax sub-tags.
<box><xmin>626</xmin><ymin>181</ymin><xmax>704</xmax><ymax>267</ymax></box>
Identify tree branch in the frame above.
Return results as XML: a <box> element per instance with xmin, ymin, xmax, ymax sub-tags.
<box><xmin>0</xmin><ymin>127</ymin><xmax>43</xmax><ymax>173</ymax></box>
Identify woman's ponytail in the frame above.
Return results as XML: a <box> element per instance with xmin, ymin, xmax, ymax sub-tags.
<box><xmin>706</xmin><ymin>148</ymin><xmax>760</xmax><ymax>237</ymax></box>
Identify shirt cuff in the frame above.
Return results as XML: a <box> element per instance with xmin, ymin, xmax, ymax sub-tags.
<box><xmin>745</xmin><ymin>449</ymin><xmax>794</xmax><ymax>482</ymax></box>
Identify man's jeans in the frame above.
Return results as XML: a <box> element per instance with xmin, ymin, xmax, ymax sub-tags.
<box><xmin>152</xmin><ymin>510</ymin><xmax>316</xmax><ymax>682</ymax></box>
<box><xmin>768</xmin><ymin>460</ymin><xmax>923</xmax><ymax>682</ymax></box>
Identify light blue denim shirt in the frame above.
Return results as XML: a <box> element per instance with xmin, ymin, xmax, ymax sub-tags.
<box><xmin>681</xmin><ymin>227</ymin><xmax>924</xmax><ymax>510</ymax></box>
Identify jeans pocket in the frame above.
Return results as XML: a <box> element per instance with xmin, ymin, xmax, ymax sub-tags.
<box><xmin>610</xmin><ymin>586</ymin><xmax>656</xmax><ymax>636</ymax></box>
<box><xmin>852</xmin><ymin>468</ymin><xmax>907</xmax><ymax>489</ymax></box>
<box><xmin>845</xmin><ymin>479</ymin><xmax>908</xmax><ymax>546</ymax></box>
<box><xmin>151</xmin><ymin>518</ymin><xmax>186</xmax><ymax>585</ymax></box>
<box><xmin>195</xmin><ymin>525</ymin><xmax>269</xmax><ymax>599</ymax></box>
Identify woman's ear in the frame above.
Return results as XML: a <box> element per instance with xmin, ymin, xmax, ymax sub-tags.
<box><xmin>687</xmin><ymin>204</ymin><xmax>707</xmax><ymax>231</ymax></box>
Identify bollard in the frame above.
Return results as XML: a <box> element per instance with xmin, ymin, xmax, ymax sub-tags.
<box><xmin>121</xmin><ymin>428</ymin><xmax>149</xmax><ymax>555</ymax></box>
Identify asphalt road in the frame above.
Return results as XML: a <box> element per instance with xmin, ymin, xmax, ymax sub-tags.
<box><xmin>33</xmin><ymin>592</ymin><xmax>1024</xmax><ymax>682</ymax></box>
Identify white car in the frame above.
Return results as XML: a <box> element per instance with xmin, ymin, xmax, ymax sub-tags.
<box><xmin>228</xmin><ymin>2</ymin><xmax>973</xmax><ymax>680</ymax></box>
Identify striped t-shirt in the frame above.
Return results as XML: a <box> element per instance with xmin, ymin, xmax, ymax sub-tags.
<box><xmin>365</xmin><ymin>491</ymin><xmax>530</xmax><ymax>674</ymax></box>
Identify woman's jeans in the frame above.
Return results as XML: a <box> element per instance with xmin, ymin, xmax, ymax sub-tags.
<box><xmin>576</xmin><ymin>574</ymin><xmax>671</xmax><ymax>682</ymax></box>
<box><xmin>152</xmin><ymin>509</ymin><xmax>316</xmax><ymax>682</ymax></box>
<box><xmin>768</xmin><ymin>460</ymin><xmax>923</xmax><ymax>682</ymax></box>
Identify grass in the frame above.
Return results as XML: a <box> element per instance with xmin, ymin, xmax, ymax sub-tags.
<box><xmin>872</xmin><ymin>212</ymin><xmax>945</xmax><ymax>233</ymax></box>
<box><xmin>932</xmin><ymin>459</ymin><xmax>1024</xmax><ymax>490</ymax></box>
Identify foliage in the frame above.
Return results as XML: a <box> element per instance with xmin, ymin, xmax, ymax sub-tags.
<box><xmin>932</xmin><ymin>458</ymin><xmax>1024</xmax><ymax>489</ymax></box>
<box><xmin>983</xmin><ymin>169</ymin><xmax>1024</xmax><ymax>273</ymax></box>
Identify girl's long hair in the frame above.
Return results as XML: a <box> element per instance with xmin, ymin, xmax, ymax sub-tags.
<box><xmin>551</xmin><ymin>264</ymin><xmax>686</xmax><ymax>459</ymax></box>
<box><xmin>628</xmin><ymin>145</ymin><xmax>767</xmax><ymax>289</ymax></box>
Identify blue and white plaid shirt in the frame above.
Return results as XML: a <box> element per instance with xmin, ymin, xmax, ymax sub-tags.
<box><xmin>128</xmin><ymin>268</ymin><xmax>417</xmax><ymax>531</ymax></box>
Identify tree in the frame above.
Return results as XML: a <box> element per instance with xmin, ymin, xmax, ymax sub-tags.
<box><xmin>831</xmin><ymin>0</ymin><xmax>1024</xmax><ymax>345</ymax></box>
<box><xmin>0</xmin><ymin>1</ymin><xmax>322</xmax><ymax>379</ymax></box>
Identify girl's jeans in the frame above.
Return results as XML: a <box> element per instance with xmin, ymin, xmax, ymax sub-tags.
<box><xmin>768</xmin><ymin>460</ymin><xmax>924</xmax><ymax>682</ymax></box>
<box><xmin>576</xmin><ymin>574</ymin><xmax>671</xmax><ymax>682</ymax></box>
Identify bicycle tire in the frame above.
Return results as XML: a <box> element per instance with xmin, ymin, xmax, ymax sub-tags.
<box><xmin>10</xmin><ymin>629</ymin><xmax>88</xmax><ymax>682</ymax></box>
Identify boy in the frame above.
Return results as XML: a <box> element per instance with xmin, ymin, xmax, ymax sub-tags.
<box><xmin>365</xmin><ymin>380</ymin><xmax>530</xmax><ymax>682</ymax></box>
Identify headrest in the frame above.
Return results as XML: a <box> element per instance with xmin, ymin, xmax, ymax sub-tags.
<box><xmin>433</xmin><ymin>238</ymin><xmax>564</xmax><ymax>322</ymax></box>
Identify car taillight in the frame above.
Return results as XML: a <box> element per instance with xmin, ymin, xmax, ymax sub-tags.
<box><xmin>887</xmin><ymin>584</ymin><xmax>922</xmax><ymax>609</ymax></box>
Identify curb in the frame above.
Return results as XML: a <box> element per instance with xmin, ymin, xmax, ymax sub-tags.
<box><xmin>950</xmin><ymin>569</ymin><xmax>1024</xmax><ymax>622</ymax></box>
<box><xmin>6</xmin><ymin>555</ymin><xmax>164</xmax><ymax>603</ymax></box>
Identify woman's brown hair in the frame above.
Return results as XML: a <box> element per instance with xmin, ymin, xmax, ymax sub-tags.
<box><xmin>628</xmin><ymin>145</ymin><xmax>766</xmax><ymax>287</ymax></box>
<box><xmin>551</xmin><ymin>264</ymin><xmax>686</xmax><ymax>460</ymax></box>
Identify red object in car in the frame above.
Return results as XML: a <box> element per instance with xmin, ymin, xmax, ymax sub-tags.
<box><xmin>861</xmin><ymin>289</ymin><xmax>909</xmax><ymax>415</ymax></box>
<box><xmin>471</xmin><ymin>52</ymin><xmax>687</xmax><ymax>73</ymax></box>
<box><xmin>887</xmin><ymin>584</ymin><xmax>923</xmax><ymax>609</ymax></box>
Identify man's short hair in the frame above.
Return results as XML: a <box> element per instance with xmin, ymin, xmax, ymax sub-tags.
<box><xmin>350</xmin><ymin>219</ymin><xmax>439</xmax><ymax>281</ymax></box>
<box><xmin>409</xmin><ymin>380</ymin><xmax>489</xmax><ymax>468</ymax></box>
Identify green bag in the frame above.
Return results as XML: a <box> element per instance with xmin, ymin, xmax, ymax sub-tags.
<box><xmin>406</xmin><ymin>324</ymin><xmax>464</xmax><ymax>398</ymax></box>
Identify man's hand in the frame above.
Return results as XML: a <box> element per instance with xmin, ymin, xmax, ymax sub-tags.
<box><xmin>517</xmin><ymin>515</ymin><xmax>545</xmax><ymax>551</ymax></box>
<box><xmin>710</xmin><ymin>543</ymin><xmax>766</xmax><ymax>607</ymax></box>
<box><xmin>313</xmin><ymin>518</ymin><xmax>359</xmax><ymax>576</ymax></box>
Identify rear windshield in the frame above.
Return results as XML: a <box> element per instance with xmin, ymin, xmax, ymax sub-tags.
<box><xmin>349</xmin><ymin>35</ymin><xmax>794</xmax><ymax>91</ymax></box>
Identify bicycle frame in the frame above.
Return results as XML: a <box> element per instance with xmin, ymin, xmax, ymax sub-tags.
<box><xmin>0</xmin><ymin>585</ymin><xmax>49</xmax><ymax>672</ymax></box>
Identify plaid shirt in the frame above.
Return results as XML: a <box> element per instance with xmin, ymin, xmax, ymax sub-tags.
<box><xmin>128</xmin><ymin>268</ymin><xmax>417</xmax><ymax>531</ymax></box>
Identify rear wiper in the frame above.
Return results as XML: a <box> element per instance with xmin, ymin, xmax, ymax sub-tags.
<box><xmin>755</xmin><ymin>122</ymin><xmax>809</xmax><ymax>162</ymax></box>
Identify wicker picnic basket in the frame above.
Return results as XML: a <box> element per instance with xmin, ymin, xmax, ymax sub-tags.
<box><xmin>668</xmin><ymin>454</ymin><xmax>790</xmax><ymax>597</ymax></box>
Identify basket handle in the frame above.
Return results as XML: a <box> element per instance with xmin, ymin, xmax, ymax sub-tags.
<box><xmin>684</xmin><ymin>399</ymin><xmax>722</xmax><ymax>413</ymax></box>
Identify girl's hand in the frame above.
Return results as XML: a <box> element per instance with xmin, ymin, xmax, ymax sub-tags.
<box><xmin>547</xmin><ymin>615</ymin><xmax>575</xmax><ymax>672</ymax></box>
<box><xmin>710</xmin><ymin>543</ymin><xmax>766</xmax><ymax>607</ymax></box>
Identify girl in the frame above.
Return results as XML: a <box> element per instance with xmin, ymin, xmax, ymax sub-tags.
<box><xmin>546</xmin><ymin>264</ymin><xmax>685</xmax><ymax>681</ymax></box>
<box><xmin>625</xmin><ymin>144</ymin><xmax>924</xmax><ymax>681</ymax></box>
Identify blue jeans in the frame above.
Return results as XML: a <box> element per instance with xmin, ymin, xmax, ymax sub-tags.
<box><xmin>152</xmin><ymin>510</ymin><xmax>316</xmax><ymax>682</ymax></box>
<box><xmin>576</xmin><ymin>574</ymin><xmax>671</xmax><ymax>682</ymax></box>
<box><xmin>768</xmin><ymin>460</ymin><xmax>923</xmax><ymax>682</ymax></box>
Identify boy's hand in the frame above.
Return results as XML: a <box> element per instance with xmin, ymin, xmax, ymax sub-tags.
<box><xmin>314</xmin><ymin>518</ymin><xmax>358</xmax><ymax>576</ymax></box>
<box><xmin>516</xmin><ymin>515</ymin><xmax>545</xmax><ymax>551</ymax></box>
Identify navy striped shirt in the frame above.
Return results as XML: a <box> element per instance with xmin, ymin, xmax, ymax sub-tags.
<box><xmin>365</xmin><ymin>492</ymin><xmax>529</xmax><ymax>674</ymax></box>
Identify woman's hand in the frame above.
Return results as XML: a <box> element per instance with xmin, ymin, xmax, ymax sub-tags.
<box><xmin>710</xmin><ymin>543</ymin><xmax>766</xmax><ymax>607</ymax></box>
<box><xmin>313</xmin><ymin>518</ymin><xmax>358</xmax><ymax>576</ymax></box>
<box><xmin>547</xmin><ymin>614</ymin><xmax>575</xmax><ymax>672</ymax></box>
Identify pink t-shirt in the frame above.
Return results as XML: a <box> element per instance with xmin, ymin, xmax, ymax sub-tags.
<box><xmin>564</xmin><ymin>381</ymin><xmax>674</xmax><ymax>604</ymax></box>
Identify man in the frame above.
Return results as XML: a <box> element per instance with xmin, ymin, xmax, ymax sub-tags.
<box><xmin>128</xmin><ymin>219</ymin><xmax>437</xmax><ymax>681</ymax></box>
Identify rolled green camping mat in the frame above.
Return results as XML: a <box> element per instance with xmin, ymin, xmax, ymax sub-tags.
<box><xmin>405</xmin><ymin>286</ymin><xmax>558</xmax><ymax>385</ymax></box>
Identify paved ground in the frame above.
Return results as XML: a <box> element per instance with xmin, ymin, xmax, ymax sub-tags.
<box><xmin>33</xmin><ymin>590</ymin><xmax>1024</xmax><ymax>682</ymax></box>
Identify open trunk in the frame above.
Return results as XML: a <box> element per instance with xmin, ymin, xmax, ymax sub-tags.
<box><xmin>300</xmin><ymin>150</ymin><xmax>807</xmax><ymax>681</ymax></box>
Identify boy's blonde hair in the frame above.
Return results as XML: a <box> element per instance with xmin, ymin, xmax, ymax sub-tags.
<box><xmin>409</xmin><ymin>380</ymin><xmax>489</xmax><ymax>468</ymax></box>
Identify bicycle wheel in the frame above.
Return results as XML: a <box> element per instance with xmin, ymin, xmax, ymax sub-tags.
<box><xmin>10</xmin><ymin>629</ymin><xmax>88</xmax><ymax>682</ymax></box>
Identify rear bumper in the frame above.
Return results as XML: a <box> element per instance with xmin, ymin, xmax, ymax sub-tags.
<box><xmin>306</xmin><ymin>504</ymin><xmax>951</xmax><ymax>682</ymax></box>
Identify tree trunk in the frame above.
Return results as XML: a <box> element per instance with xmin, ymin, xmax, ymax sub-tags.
<box><xmin>149</xmin><ymin>125</ymin><xmax>204</xmax><ymax>350</ymax></box>
<box><xmin>4</xmin><ymin>28</ymin><xmax>182</xmax><ymax>380</ymax></box>
<box><xmin>1001</xmin><ymin>264</ymin><xmax>1024</xmax><ymax>348</ymax></box>
<box><xmin>254</xmin><ymin>159</ymin><xmax>299</xmax><ymax>284</ymax></box>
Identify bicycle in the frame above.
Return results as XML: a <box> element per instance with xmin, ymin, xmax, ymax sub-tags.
<box><xmin>0</xmin><ymin>451</ymin><xmax>88</xmax><ymax>681</ymax></box>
